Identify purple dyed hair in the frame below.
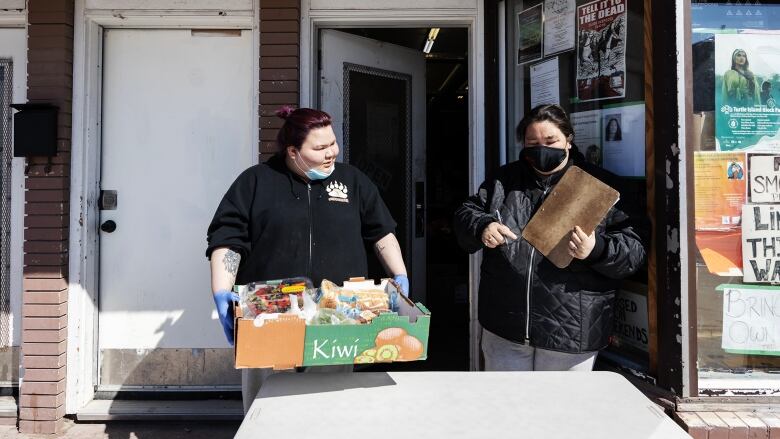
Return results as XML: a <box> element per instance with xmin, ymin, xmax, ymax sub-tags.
<box><xmin>275</xmin><ymin>106</ymin><xmax>333</xmax><ymax>153</ymax></box>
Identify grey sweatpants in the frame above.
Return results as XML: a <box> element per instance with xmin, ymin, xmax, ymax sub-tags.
<box><xmin>481</xmin><ymin>329</ymin><xmax>597</xmax><ymax>371</ymax></box>
<box><xmin>241</xmin><ymin>364</ymin><xmax>354</xmax><ymax>413</ymax></box>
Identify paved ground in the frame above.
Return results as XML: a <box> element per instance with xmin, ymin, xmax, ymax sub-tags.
<box><xmin>0</xmin><ymin>419</ymin><xmax>241</xmax><ymax>438</ymax></box>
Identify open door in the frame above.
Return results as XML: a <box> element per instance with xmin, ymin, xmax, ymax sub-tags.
<box><xmin>319</xmin><ymin>29</ymin><xmax>427</xmax><ymax>303</ymax></box>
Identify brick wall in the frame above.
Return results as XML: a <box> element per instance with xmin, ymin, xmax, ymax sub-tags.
<box><xmin>677</xmin><ymin>411</ymin><xmax>780</xmax><ymax>438</ymax></box>
<box><xmin>259</xmin><ymin>0</ymin><xmax>300</xmax><ymax>162</ymax></box>
<box><xmin>19</xmin><ymin>0</ymin><xmax>73</xmax><ymax>434</ymax></box>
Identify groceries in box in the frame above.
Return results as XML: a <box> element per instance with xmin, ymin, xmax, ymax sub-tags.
<box><xmin>232</xmin><ymin>277</ymin><xmax>431</xmax><ymax>369</ymax></box>
<box><xmin>237</xmin><ymin>277</ymin><xmax>402</xmax><ymax>326</ymax></box>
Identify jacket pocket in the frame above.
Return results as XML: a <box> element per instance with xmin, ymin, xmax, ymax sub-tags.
<box><xmin>579</xmin><ymin>290</ymin><xmax>615</xmax><ymax>351</ymax></box>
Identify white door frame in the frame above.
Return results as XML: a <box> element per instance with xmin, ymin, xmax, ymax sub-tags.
<box><xmin>68</xmin><ymin>0</ymin><xmax>259</xmax><ymax>413</ymax></box>
<box><xmin>300</xmin><ymin>0</ymin><xmax>485</xmax><ymax>371</ymax></box>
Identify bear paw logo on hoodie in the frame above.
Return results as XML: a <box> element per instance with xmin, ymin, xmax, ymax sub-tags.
<box><xmin>326</xmin><ymin>181</ymin><xmax>349</xmax><ymax>203</ymax></box>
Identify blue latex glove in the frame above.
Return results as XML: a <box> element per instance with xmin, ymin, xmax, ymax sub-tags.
<box><xmin>393</xmin><ymin>274</ymin><xmax>409</xmax><ymax>297</ymax></box>
<box><xmin>213</xmin><ymin>290</ymin><xmax>240</xmax><ymax>346</ymax></box>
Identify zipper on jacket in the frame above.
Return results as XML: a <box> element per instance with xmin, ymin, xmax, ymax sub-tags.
<box><xmin>525</xmin><ymin>246</ymin><xmax>535</xmax><ymax>342</ymax></box>
<box><xmin>525</xmin><ymin>185</ymin><xmax>551</xmax><ymax>342</ymax></box>
<box><xmin>307</xmin><ymin>183</ymin><xmax>313</xmax><ymax>278</ymax></box>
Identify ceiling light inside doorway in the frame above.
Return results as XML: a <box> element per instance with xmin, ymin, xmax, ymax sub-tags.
<box><xmin>423</xmin><ymin>27</ymin><xmax>440</xmax><ymax>54</ymax></box>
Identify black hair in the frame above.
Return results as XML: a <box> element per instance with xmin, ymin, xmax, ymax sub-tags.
<box><xmin>605</xmin><ymin>117</ymin><xmax>622</xmax><ymax>141</ymax></box>
<box><xmin>516</xmin><ymin>104</ymin><xmax>574</xmax><ymax>144</ymax></box>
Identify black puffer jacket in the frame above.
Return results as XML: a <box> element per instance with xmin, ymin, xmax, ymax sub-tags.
<box><xmin>454</xmin><ymin>155</ymin><xmax>645</xmax><ymax>353</ymax></box>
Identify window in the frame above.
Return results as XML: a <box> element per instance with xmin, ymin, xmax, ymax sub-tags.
<box><xmin>691</xmin><ymin>0</ymin><xmax>780</xmax><ymax>393</ymax></box>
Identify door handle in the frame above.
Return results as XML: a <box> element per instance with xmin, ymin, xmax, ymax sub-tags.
<box><xmin>99</xmin><ymin>190</ymin><xmax>118</xmax><ymax>210</ymax></box>
<box><xmin>100</xmin><ymin>220</ymin><xmax>117</xmax><ymax>233</ymax></box>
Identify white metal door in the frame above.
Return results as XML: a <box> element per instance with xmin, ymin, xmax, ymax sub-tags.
<box><xmin>98</xmin><ymin>29</ymin><xmax>253</xmax><ymax>387</ymax></box>
<box><xmin>320</xmin><ymin>30</ymin><xmax>427</xmax><ymax>303</ymax></box>
<box><xmin>0</xmin><ymin>27</ymin><xmax>26</xmax><ymax>386</ymax></box>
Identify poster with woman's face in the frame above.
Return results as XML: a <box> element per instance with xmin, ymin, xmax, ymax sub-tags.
<box><xmin>603</xmin><ymin>114</ymin><xmax>622</xmax><ymax>142</ymax></box>
<box><xmin>599</xmin><ymin>103</ymin><xmax>645</xmax><ymax>177</ymax></box>
<box><xmin>715</xmin><ymin>33</ymin><xmax>780</xmax><ymax>152</ymax></box>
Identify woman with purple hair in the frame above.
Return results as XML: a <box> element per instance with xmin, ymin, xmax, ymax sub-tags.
<box><xmin>206</xmin><ymin>106</ymin><xmax>409</xmax><ymax>411</ymax></box>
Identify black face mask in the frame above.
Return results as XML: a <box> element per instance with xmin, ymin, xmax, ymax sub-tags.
<box><xmin>520</xmin><ymin>145</ymin><xmax>568</xmax><ymax>173</ymax></box>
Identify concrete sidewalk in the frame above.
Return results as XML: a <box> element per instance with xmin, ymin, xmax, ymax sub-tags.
<box><xmin>0</xmin><ymin>419</ymin><xmax>241</xmax><ymax>438</ymax></box>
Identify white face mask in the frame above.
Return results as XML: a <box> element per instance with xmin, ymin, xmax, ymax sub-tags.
<box><xmin>293</xmin><ymin>152</ymin><xmax>334</xmax><ymax>180</ymax></box>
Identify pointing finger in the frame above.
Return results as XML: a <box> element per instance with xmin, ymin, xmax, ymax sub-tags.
<box><xmin>497</xmin><ymin>224</ymin><xmax>518</xmax><ymax>240</ymax></box>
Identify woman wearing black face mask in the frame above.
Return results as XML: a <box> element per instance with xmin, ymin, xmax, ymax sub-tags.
<box><xmin>453</xmin><ymin>104</ymin><xmax>645</xmax><ymax>371</ymax></box>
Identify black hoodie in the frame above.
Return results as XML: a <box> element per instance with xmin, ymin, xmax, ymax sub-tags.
<box><xmin>206</xmin><ymin>155</ymin><xmax>396</xmax><ymax>285</ymax></box>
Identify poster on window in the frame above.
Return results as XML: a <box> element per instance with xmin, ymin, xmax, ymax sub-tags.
<box><xmin>601</xmin><ymin>102</ymin><xmax>645</xmax><ymax>177</ymax></box>
<box><xmin>715</xmin><ymin>33</ymin><xmax>780</xmax><ymax>152</ymax></box>
<box><xmin>741</xmin><ymin>203</ymin><xmax>780</xmax><ymax>283</ymax></box>
<box><xmin>694</xmin><ymin>152</ymin><xmax>746</xmax><ymax>230</ymax></box>
<box><xmin>694</xmin><ymin>152</ymin><xmax>747</xmax><ymax>276</ymax></box>
<box><xmin>544</xmin><ymin>0</ymin><xmax>576</xmax><ymax>56</ymax></box>
<box><xmin>612</xmin><ymin>287</ymin><xmax>649</xmax><ymax>352</ymax></box>
<box><xmin>530</xmin><ymin>57</ymin><xmax>560</xmax><ymax>108</ymax></box>
<box><xmin>571</xmin><ymin>109</ymin><xmax>603</xmax><ymax>167</ymax></box>
<box><xmin>749</xmin><ymin>154</ymin><xmax>780</xmax><ymax>203</ymax></box>
<box><xmin>719</xmin><ymin>285</ymin><xmax>780</xmax><ymax>356</ymax></box>
<box><xmin>695</xmin><ymin>230</ymin><xmax>743</xmax><ymax>277</ymax></box>
<box><xmin>517</xmin><ymin>4</ymin><xmax>543</xmax><ymax>65</ymax></box>
<box><xmin>575</xmin><ymin>0</ymin><xmax>627</xmax><ymax>102</ymax></box>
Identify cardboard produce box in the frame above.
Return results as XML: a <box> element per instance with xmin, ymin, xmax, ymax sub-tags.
<box><xmin>233</xmin><ymin>278</ymin><xmax>431</xmax><ymax>370</ymax></box>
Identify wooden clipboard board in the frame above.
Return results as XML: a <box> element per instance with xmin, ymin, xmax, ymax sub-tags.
<box><xmin>521</xmin><ymin>166</ymin><xmax>620</xmax><ymax>268</ymax></box>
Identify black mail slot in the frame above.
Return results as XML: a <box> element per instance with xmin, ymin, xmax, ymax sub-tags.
<box><xmin>10</xmin><ymin>103</ymin><xmax>58</xmax><ymax>157</ymax></box>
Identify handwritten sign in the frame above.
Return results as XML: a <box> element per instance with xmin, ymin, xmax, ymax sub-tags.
<box><xmin>749</xmin><ymin>154</ymin><xmax>780</xmax><ymax>203</ymax></box>
<box><xmin>612</xmin><ymin>290</ymin><xmax>649</xmax><ymax>352</ymax></box>
<box><xmin>742</xmin><ymin>204</ymin><xmax>780</xmax><ymax>282</ymax></box>
<box><xmin>721</xmin><ymin>286</ymin><xmax>780</xmax><ymax>355</ymax></box>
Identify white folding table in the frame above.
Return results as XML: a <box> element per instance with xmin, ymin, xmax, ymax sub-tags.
<box><xmin>235</xmin><ymin>371</ymin><xmax>690</xmax><ymax>439</ymax></box>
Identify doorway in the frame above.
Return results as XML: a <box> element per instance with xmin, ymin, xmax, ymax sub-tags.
<box><xmin>318</xmin><ymin>28</ymin><xmax>471</xmax><ymax>371</ymax></box>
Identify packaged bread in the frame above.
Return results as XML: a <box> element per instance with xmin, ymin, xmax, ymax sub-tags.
<box><xmin>318</xmin><ymin>279</ymin><xmax>390</xmax><ymax>313</ymax></box>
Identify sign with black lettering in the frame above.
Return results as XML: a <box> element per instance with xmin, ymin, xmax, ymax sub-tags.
<box><xmin>612</xmin><ymin>290</ymin><xmax>649</xmax><ymax>352</ymax></box>
<box><xmin>749</xmin><ymin>154</ymin><xmax>780</xmax><ymax>203</ymax></box>
<box><xmin>742</xmin><ymin>204</ymin><xmax>780</xmax><ymax>282</ymax></box>
<box><xmin>720</xmin><ymin>285</ymin><xmax>780</xmax><ymax>355</ymax></box>
<box><xmin>576</xmin><ymin>0</ymin><xmax>627</xmax><ymax>101</ymax></box>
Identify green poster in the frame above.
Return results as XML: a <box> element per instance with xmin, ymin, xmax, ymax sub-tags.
<box><xmin>715</xmin><ymin>33</ymin><xmax>780</xmax><ymax>152</ymax></box>
<box><xmin>517</xmin><ymin>4</ymin><xmax>543</xmax><ymax>65</ymax></box>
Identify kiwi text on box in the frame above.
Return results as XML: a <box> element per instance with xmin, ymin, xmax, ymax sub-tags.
<box><xmin>233</xmin><ymin>280</ymin><xmax>431</xmax><ymax>370</ymax></box>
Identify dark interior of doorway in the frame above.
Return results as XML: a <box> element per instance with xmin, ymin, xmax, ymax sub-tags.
<box><xmin>339</xmin><ymin>27</ymin><xmax>471</xmax><ymax>371</ymax></box>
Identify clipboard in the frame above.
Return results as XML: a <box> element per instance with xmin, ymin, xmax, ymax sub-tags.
<box><xmin>521</xmin><ymin>166</ymin><xmax>620</xmax><ymax>268</ymax></box>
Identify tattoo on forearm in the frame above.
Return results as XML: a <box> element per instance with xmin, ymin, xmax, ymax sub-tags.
<box><xmin>375</xmin><ymin>239</ymin><xmax>400</xmax><ymax>255</ymax></box>
<box><xmin>222</xmin><ymin>250</ymin><xmax>240</xmax><ymax>277</ymax></box>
